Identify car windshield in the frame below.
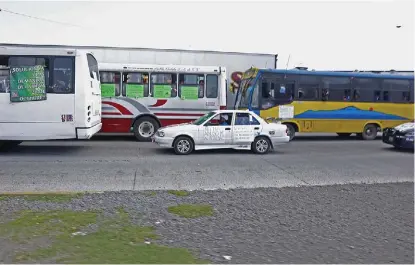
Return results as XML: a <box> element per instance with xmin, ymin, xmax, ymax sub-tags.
<box><xmin>192</xmin><ymin>111</ymin><xmax>216</xmax><ymax>125</ymax></box>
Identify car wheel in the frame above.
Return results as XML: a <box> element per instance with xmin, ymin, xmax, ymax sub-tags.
<box><xmin>173</xmin><ymin>136</ymin><xmax>194</xmax><ymax>155</ymax></box>
<box><xmin>361</xmin><ymin>124</ymin><xmax>378</xmax><ymax>140</ymax></box>
<box><xmin>133</xmin><ymin>116</ymin><xmax>159</xmax><ymax>142</ymax></box>
<box><xmin>252</xmin><ymin>136</ymin><xmax>271</xmax><ymax>154</ymax></box>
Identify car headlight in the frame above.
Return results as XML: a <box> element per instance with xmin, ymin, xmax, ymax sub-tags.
<box><xmin>405</xmin><ymin>131</ymin><xmax>414</xmax><ymax>137</ymax></box>
<box><xmin>157</xmin><ymin>130</ymin><xmax>165</xmax><ymax>137</ymax></box>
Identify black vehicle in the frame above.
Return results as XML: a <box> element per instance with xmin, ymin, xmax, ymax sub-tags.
<box><xmin>382</xmin><ymin>122</ymin><xmax>414</xmax><ymax>150</ymax></box>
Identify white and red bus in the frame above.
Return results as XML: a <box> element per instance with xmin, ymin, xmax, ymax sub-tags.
<box><xmin>98</xmin><ymin>63</ymin><xmax>227</xmax><ymax>141</ymax></box>
<box><xmin>0</xmin><ymin>46</ymin><xmax>102</xmax><ymax>150</ymax></box>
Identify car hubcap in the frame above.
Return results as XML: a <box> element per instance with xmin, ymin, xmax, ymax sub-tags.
<box><xmin>138</xmin><ymin>122</ymin><xmax>154</xmax><ymax>137</ymax></box>
<box><xmin>256</xmin><ymin>139</ymin><xmax>268</xmax><ymax>153</ymax></box>
<box><xmin>177</xmin><ymin>140</ymin><xmax>190</xmax><ymax>153</ymax></box>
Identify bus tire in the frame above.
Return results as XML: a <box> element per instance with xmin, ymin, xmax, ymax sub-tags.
<box><xmin>173</xmin><ymin>136</ymin><xmax>194</xmax><ymax>155</ymax></box>
<box><xmin>252</xmin><ymin>136</ymin><xmax>271</xmax><ymax>154</ymax></box>
<box><xmin>132</xmin><ymin>116</ymin><xmax>159</xmax><ymax>142</ymax></box>
<box><xmin>285</xmin><ymin>123</ymin><xmax>296</xmax><ymax>140</ymax></box>
<box><xmin>361</xmin><ymin>124</ymin><xmax>378</xmax><ymax>140</ymax></box>
<box><xmin>337</xmin><ymin>133</ymin><xmax>352</xmax><ymax>138</ymax></box>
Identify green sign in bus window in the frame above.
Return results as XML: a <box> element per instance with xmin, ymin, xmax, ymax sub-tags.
<box><xmin>9</xmin><ymin>65</ymin><xmax>47</xmax><ymax>102</ymax></box>
<box><xmin>126</xmin><ymin>84</ymin><xmax>144</xmax><ymax>98</ymax></box>
<box><xmin>180</xmin><ymin>86</ymin><xmax>198</xmax><ymax>100</ymax></box>
<box><xmin>101</xmin><ymin>84</ymin><xmax>116</xmax><ymax>97</ymax></box>
<box><xmin>153</xmin><ymin>85</ymin><xmax>171</xmax><ymax>98</ymax></box>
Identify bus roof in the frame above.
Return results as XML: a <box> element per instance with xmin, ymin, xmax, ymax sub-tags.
<box><xmin>99</xmin><ymin>62</ymin><xmax>225</xmax><ymax>74</ymax></box>
<box><xmin>0</xmin><ymin>46</ymin><xmax>92</xmax><ymax>57</ymax></box>
<box><xmin>257</xmin><ymin>68</ymin><xmax>414</xmax><ymax>80</ymax></box>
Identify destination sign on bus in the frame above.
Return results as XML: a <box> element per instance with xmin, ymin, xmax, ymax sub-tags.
<box><xmin>124</xmin><ymin>66</ymin><xmax>202</xmax><ymax>72</ymax></box>
<box><xmin>9</xmin><ymin>65</ymin><xmax>47</xmax><ymax>102</ymax></box>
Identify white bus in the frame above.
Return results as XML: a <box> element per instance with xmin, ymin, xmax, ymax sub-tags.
<box><xmin>98</xmin><ymin>63</ymin><xmax>227</xmax><ymax>141</ymax></box>
<box><xmin>0</xmin><ymin>47</ymin><xmax>102</xmax><ymax>149</ymax></box>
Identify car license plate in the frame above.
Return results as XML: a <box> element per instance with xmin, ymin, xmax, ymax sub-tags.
<box><xmin>389</xmin><ymin>136</ymin><xmax>393</xmax><ymax>142</ymax></box>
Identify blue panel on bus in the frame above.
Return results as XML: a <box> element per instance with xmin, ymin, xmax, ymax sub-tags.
<box><xmin>294</xmin><ymin>106</ymin><xmax>407</xmax><ymax>120</ymax></box>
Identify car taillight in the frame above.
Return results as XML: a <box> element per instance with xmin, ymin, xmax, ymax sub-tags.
<box><xmin>220</xmin><ymin>105</ymin><xmax>226</xmax><ymax>110</ymax></box>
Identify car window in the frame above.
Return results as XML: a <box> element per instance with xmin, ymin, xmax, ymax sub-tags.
<box><xmin>206</xmin><ymin>113</ymin><xmax>233</xmax><ymax>126</ymax></box>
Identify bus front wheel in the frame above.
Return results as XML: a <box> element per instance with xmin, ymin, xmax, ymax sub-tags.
<box><xmin>285</xmin><ymin>124</ymin><xmax>296</xmax><ymax>140</ymax></box>
<box><xmin>133</xmin><ymin>116</ymin><xmax>159</xmax><ymax>142</ymax></box>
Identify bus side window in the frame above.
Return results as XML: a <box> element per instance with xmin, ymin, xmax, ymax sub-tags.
<box><xmin>52</xmin><ymin>57</ymin><xmax>74</xmax><ymax>94</ymax></box>
<box><xmin>374</xmin><ymin>91</ymin><xmax>381</xmax><ymax>101</ymax></box>
<box><xmin>353</xmin><ymin>78</ymin><xmax>379</xmax><ymax>102</ymax></box>
<box><xmin>123</xmin><ymin>72</ymin><xmax>149</xmax><ymax>98</ymax></box>
<box><xmin>178</xmin><ymin>73</ymin><xmax>204</xmax><ymax>98</ymax></box>
<box><xmin>383</xmin><ymin>91</ymin><xmax>389</xmax><ymax>101</ymax></box>
<box><xmin>343</xmin><ymin>89</ymin><xmax>351</xmax><ymax>101</ymax></box>
<box><xmin>297</xmin><ymin>75</ymin><xmax>319</xmax><ymax>100</ymax></box>
<box><xmin>151</xmin><ymin>73</ymin><xmax>177</xmax><ymax>98</ymax></box>
<box><xmin>100</xmin><ymin>71</ymin><xmax>121</xmax><ymax>97</ymax></box>
<box><xmin>206</xmin><ymin>75</ymin><xmax>218</xmax><ymax>98</ymax></box>
<box><xmin>9</xmin><ymin>56</ymin><xmax>51</xmax><ymax>93</ymax></box>
<box><xmin>383</xmin><ymin>79</ymin><xmax>411</xmax><ymax>103</ymax></box>
<box><xmin>322</xmin><ymin>76</ymin><xmax>351</xmax><ymax>101</ymax></box>
<box><xmin>0</xmin><ymin>56</ymin><xmax>9</xmax><ymax>93</ymax></box>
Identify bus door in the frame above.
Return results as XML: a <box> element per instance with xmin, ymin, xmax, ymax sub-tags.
<box><xmin>86</xmin><ymin>54</ymin><xmax>101</xmax><ymax>126</ymax></box>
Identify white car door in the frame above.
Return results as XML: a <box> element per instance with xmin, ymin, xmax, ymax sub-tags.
<box><xmin>198</xmin><ymin>112</ymin><xmax>233</xmax><ymax>146</ymax></box>
<box><xmin>232</xmin><ymin>112</ymin><xmax>262</xmax><ymax>146</ymax></box>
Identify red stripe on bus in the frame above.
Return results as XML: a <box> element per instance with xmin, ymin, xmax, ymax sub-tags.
<box><xmin>102</xmin><ymin>112</ymin><xmax>122</xmax><ymax>116</ymax></box>
<box><xmin>102</xmin><ymin>101</ymin><xmax>133</xmax><ymax>115</ymax></box>
<box><xmin>154</xmin><ymin>113</ymin><xmax>203</xmax><ymax>117</ymax></box>
<box><xmin>149</xmin><ymin>99</ymin><xmax>168</xmax><ymax>107</ymax></box>
<box><xmin>101</xmin><ymin>118</ymin><xmax>132</xmax><ymax>133</ymax></box>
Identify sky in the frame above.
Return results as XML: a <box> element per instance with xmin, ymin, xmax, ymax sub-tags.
<box><xmin>0</xmin><ymin>0</ymin><xmax>413</xmax><ymax>70</ymax></box>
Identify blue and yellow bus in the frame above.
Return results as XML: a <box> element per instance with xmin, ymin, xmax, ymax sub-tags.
<box><xmin>233</xmin><ymin>67</ymin><xmax>414</xmax><ymax>140</ymax></box>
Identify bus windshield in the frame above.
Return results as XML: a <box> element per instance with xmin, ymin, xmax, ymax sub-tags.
<box><xmin>235</xmin><ymin>78</ymin><xmax>255</xmax><ymax>109</ymax></box>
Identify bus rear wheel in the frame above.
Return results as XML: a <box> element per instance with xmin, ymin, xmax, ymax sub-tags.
<box><xmin>133</xmin><ymin>116</ymin><xmax>159</xmax><ymax>142</ymax></box>
<box><xmin>359</xmin><ymin>124</ymin><xmax>378</xmax><ymax>140</ymax></box>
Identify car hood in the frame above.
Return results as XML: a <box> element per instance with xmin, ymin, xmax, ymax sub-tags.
<box><xmin>395</xmin><ymin>122</ymin><xmax>414</xmax><ymax>132</ymax></box>
<box><xmin>160</xmin><ymin>123</ymin><xmax>198</xmax><ymax>132</ymax></box>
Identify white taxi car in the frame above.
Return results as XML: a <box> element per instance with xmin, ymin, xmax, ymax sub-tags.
<box><xmin>152</xmin><ymin>110</ymin><xmax>290</xmax><ymax>155</ymax></box>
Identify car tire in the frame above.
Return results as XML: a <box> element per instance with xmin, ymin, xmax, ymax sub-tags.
<box><xmin>285</xmin><ymin>124</ymin><xmax>296</xmax><ymax>140</ymax></box>
<box><xmin>361</xmin><ymin>124</ymin><xmax>378</xmax><ymax>140</ymax></box>
<box><xmin>173</xmin><ymin>136</ymin><xmax>194</xmax><ymax>155</ymax></box>
<box><xmin>132</xmin><ymin>116</ymin><xmax>159</xmax><ymax>142</ymax></box>
<box><xmin>252</xmin><ymin>136</ymin><xmax>271</xmax><ymax>154</ymax></box>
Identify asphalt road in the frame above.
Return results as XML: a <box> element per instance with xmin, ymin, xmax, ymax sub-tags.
<box><xmin>0</xmin><ymin>134</ymin><xmax>413</xmax><ymax>193</ymax></box>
